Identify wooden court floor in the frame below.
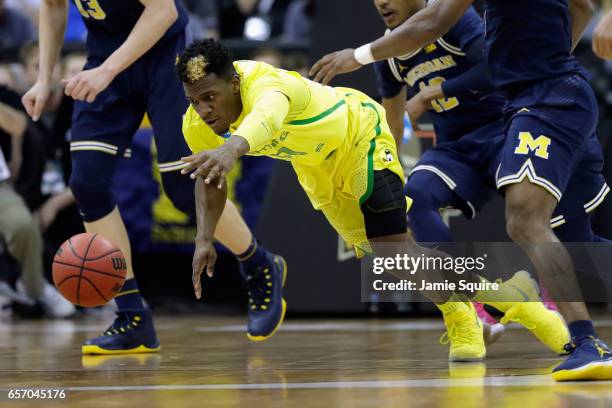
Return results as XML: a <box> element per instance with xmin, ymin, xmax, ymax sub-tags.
<box><xmin>0</xmin><ymin>314</ymin><xmax>611</xmax><ymax>408</ymax></box>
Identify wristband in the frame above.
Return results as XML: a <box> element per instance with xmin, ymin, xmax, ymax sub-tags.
<box><xmin>354</xmin><ymin>43</ymin><xmax>375</xmax><ymax>66</ymax></box>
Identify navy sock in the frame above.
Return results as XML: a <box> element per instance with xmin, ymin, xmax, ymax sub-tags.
<box><xmin>568</xmin><ymin>320</ymin><xmax>596</xmax><ymax>340</ymax></box>
<box><xmin>114</xmin><ymin>278</ymin><xmax>145</xmax><ymax>312</ymax></box>
<box><xmin>237</xmin><ymin>237</ymin><xmax>271</xmax><ymax>275</ymax></box>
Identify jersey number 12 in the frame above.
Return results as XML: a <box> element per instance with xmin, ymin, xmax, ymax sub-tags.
<box><xmin>419</xmin><ymin>77</ymin><xmax>459</xmax><ymax>113</ymax></box>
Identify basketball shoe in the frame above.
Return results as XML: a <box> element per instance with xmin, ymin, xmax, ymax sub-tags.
<box><xmin>438</xmin><ymin>296</ymin><xmax>486</xmax><ymax>362</ymax></box>
<box><xmin>82</xmin><ymin>308</ymin><xmax>160</xmax><ymax>354</ymax></box>
<box><xmin>243</xmin><ymin>254</ymin><xmax>287</xmax><ymax>341</ymax></box>
<box><xmin>552</xmin><ymin>336</ymin><xmax>612</xmax><ymax>381</ymax></box>
<box><xmin>475</xmin><ymin>271</ymin><xmax>569</xmax><ymax>354</ymax></box>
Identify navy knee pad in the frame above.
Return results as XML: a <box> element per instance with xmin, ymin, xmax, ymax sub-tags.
<box><xmin>70</xmin><ymin>171</ymin><xmax>116</xmax><ymax>222</ymax></box>
<box><xmin>69</xmin><ymin>153</ymin><xmax>117</xmax><ymax>222</ymax></box>
<box><xmin>406</xmin><ymin>171</ymin><xmax>457</xmax><ymax>213</ymax></box>
<box><xmin>405</xmin><ymin>171</ymin><xmax>456</xmax><ymax>244</ymax></box>
<box><xmin>160</xmin><ymin>171</ymin><xmax>196</xmax><ymax>218</ymax></box>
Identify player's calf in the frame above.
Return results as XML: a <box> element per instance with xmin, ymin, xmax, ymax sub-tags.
<box><xmin>363</xmin><ymin>170</ymin><xmax>485</xmax><ymax>361</ymax></box>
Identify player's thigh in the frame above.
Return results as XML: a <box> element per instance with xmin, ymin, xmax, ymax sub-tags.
<box><xmin>70</xmin><ymin>72</ymin><xmax>144</xmax><ymax>179</ymax></box>
<box><xmin>320</xmin><ymin>129</ymin><xmax>408</xmax><ymax>252</ymax></box>
<box><xmin>497</xmin><ymin>113</ymin><xmax>582</xmax><ymax>203</ymax></box>
<box><xmin>145</xmin><ymin>32</ymin><xmax>192</xmax><ymax>173</ymax></box>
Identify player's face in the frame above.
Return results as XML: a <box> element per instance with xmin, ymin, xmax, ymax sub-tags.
<box><xmin>184</xmin><ymin>73</ymin><xmax>242</xmax><ymax>135</ymax></box>
<box><xmin>373</xmin><ymin>0</ymin><xmax>425</xmax><ymax>29</ymax></box>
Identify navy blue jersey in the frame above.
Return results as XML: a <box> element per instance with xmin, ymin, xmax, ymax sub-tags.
<box><xmin>483</xmin><ymin>0</ymin><xmax>583</xmax><ymax>94</ymax></box>
<box><xmin>374</xmin><ymin>7</ymin><xmax>505</xmax><ymax>143</ymax></box>
<box><xmin>71</xmin><ymin>0</ymin><xmax>188</xmax><ymax>58</ymax></box>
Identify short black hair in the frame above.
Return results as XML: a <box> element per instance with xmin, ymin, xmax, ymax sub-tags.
<box><xmin>176</xmin><ymin>39</ymin><xmax>235</xmax><ymax>83</ymax></box>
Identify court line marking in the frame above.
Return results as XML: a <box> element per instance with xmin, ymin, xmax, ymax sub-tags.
<box><xmin>3</xmin><ymin>319</ymin><xmax>612</xmax><ymax>334</ymax></box>
<box><xmin>193</xmin><ymin>319</ymin><xmax>612</xmax><ymax>333</ymax></box>
<box><xmin>0</xmin><ymin>375</ymin><xmax>574</xmax><ymax>392</ymax></box>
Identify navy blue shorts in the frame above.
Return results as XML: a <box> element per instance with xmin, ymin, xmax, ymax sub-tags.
<box><xmin>496</xmin><ymin>74</ymin><xmax>599</xmax><ymax>202</ymax></box>
<box><xmin>551</xmin><ymin>134</ymin><xmax>610</xmax><ymax>228</ymax></box>
<box><xmin>70</xmin><ymin>30</ymin><xmax>191</xmax><ymax>173</ymax></box>
<box><xmin>408</xmin><ymin>120</ymin><xmax>505</xmax><ymax>219</ymax></box>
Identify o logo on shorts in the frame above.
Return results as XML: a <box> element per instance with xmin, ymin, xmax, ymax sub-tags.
<box><xmin>514</xmin><ymin>132</ymin><xmax>551</xmax><ymax>160</ymax></box>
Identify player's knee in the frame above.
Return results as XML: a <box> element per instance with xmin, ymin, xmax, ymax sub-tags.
<box><xmin>505</xmin><ymin>204</ymin><xmax>551</xmax><ymax>243</ymax></box>
<box><xmin>69</xmin><ymin>171</ymin><xmax>115</xmax><ymax>222</ymax></box>
<box><xmin>160</xmin><ymin>171</ymin><xmax>195</xmax><ymax>217</ymax></box>
<box><xmin>406</xmin><ymin>176</ymin><xmax>434</xmax><ymax>209</ymax></box>
<box><xmin>362</xmin><ymin>169</ymin><xmax>408</xmax><ymax>239</ymax></box>
<box><xmin>405</xmin><ymin>172</ymin><xmax>447</xmax><ymax>213</ymax></box>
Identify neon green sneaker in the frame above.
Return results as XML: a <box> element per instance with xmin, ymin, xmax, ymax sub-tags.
<box><xmin>438</xmin><ymin>298</ymin><xmax>486</xmax><ymax>362</ymax></box>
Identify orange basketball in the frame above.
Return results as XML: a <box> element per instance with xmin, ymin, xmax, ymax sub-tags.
<box><xmin>52</xmin><ymin>233</ymin><xmax>127</xmax><ymax>307</ymax></box>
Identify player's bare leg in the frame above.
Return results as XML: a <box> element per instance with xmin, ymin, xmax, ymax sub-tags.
<box><xmin>505</xmin><ymin>180</ymin><xmax>589</xmax><ymax>322</ymax></box>
<box><xmin>215</xmin><ymin>199</ymin><xmax>252</xmax><ymax>254</ymax></box>
<box><xmin>504</xmin><ymin>179</ymin><xmax>612</xmax><ymax>381</ymax></box>
<box><xmin>368</xmin><ymin>232</ymin><xmax>486</xmax><ymax>362</ymax></box>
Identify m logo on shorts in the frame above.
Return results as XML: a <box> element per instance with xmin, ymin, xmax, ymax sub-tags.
<box><xmin>514</xmin><ymin>132</ymin><xmax>551</xmax><ymax>160</ymax></box>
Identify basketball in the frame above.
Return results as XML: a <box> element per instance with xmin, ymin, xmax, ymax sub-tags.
<box><xmin>52</xmin><ymin>233</ymin><xmax>127</xmax><ymax>307</ymax></box>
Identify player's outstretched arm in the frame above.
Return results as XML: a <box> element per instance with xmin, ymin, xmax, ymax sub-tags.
<box><xmin>192</xmin><ymin>177</ymin><xmax>227</xmax><ymax>299</ymax></box>
<box><xmin>569</xmin><ymin>0</ymin><xmax>595</xmax><ymax>51</ymax></box>
<box><xmin>594</xmin><ymin>9</ymin><xmax>612</xmax><ymax>59</ymax></box>
<box><xmin>310</xmin><ymin>0</ymin><xmax>472</xmax><ymax>85</ymax></box>
<box><xmin>22</xmin><ymin>0</ymin><xmax>68</xmax><ymax>121</ymax></box>
<box><xmin>63</xmin><ymin>0</ymin><xmax>179</xmax><ymax>103</ymax></box>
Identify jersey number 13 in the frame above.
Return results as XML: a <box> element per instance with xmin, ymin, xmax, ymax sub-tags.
<box><xmin>75</xmin><ymin>0</ymin><xmax>106</xmax><ymax>20</ymax></box>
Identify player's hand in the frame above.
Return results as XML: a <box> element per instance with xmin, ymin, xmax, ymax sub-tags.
<box><xmin>21</xmin><ymin>81</ymin><xmax>51</xmax><ymax>122</ymax></box>
<box><xmin>593</xmin><ymin>11</ymin><xmax>612</xmax><ymax>60</ymax></box>
<box><xmin>62</xmin><ymin>65</ymin><xmax>115</xmax><ymax>103</ymax></box>
<box><xmin>309</xmin><ymin>49</ymin><xmax>361</xmax><ymax>85</ymax></box>
<box><xmin>181</xmin><ymin>145</ymin><xmax>238</xmax><ymax>188</ymax></box>
<box><xmin>405</xmin><ymin>93</ymin><xmax>431</xmax><ymax>123</ymax></box>
<box><xmin>192</xmin><ymin>239</ymin><xmax>216</xmax><ymax>300</ymax></box>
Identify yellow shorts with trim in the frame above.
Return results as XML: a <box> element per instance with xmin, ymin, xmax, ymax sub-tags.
<box><xmin>293</xmin><ymin>90</ymin><xmax>411</xmax><ymax>256</ymax></box>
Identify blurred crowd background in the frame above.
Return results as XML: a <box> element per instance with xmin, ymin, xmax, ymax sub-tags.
<box><xmin>0</xmin><ymin>0</ymin><xmax>610</xmax><ymax>320</ymax></box>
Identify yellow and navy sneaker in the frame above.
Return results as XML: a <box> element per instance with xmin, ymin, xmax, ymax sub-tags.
<box><xmin>244</xmin><ymin>255</ymin><xmax>287</xmax><ymax>341</ymax></box>
<box><xmin>477</xmin><ymin>271</ymin><xmax>570</xmax><ymax>354</ymax></box>
<box><xmin>438</xmin><ymin>297</ymin><xmax>486</xmax><ymax>362</ymax></box>
<box><xmin>82</xmin><ymin>353</ymin><xmax>162</xmax><ymax>370</ymax></box>
<box><xmin>82</xmin><ymin>309</ymin><xmax>161</xmax><ymax>355</ymax></box>
<box><xmin>552</xmin><ymin>336</ymin><xmax>612</xmax><ymax>381</ymax></box>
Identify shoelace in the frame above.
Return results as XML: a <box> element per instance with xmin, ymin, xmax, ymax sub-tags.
<box><xmin>245</xmin><ymin>266</ymin><xmax>273</xmax><ymax>311</ymax></box>
<box><xmin>562</xmin><ymin>337</ymin><xmax>611</xmax><ymax>358</ymax></box>
<box><xmin>103</xmin><ymin>312</ymin><xmax>142</xmax><ymax>336</ymax></box>
<box><xmin>439</xmin><ymin>319</ymin><xmax>478</xmax><ymax>345</ymax></box>
<box><xmin>499</xmin><ymin>304</ymin><xmax>536</xmax><ymax>330</ymax></box>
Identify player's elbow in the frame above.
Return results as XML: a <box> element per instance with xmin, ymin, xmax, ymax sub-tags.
<box><xmin>161</xmin><ymin>2</ymin><xmax>179</xmax><ymax>26</ymax></box>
